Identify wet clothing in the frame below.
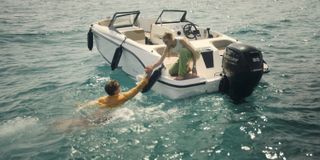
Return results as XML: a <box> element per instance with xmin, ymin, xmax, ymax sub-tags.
<box><xmin>97</xmin><ymin>77</ymin><xmax>149</xmax><ymax>108</ymax></box>
<box><xmin>169</xmin><ymin>38</ymin><xmax>193</xmax><ymax>77</ymax></box>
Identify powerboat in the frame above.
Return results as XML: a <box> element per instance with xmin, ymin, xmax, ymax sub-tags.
<box><xmin>87</xmin><ymin>10</ymin><xmax>269</xmax><ymax>101</ymax></box>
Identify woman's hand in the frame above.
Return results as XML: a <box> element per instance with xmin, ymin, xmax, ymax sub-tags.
<box><xmin>144</xmin><ymin>65</ymin><xmax>154</xmax><ymax>75</ymax></box>
<box><xmin>192</xmin><ymin>66</ymin><xmax>197</xmax><ymax>76</ymax></box>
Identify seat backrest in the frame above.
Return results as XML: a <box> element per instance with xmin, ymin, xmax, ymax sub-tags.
<box><xmin>123</xmin><ymin>29</ymin><xmax>145</xmax><ymax>44</ymax></box>
<box><xmin>150</xmin><ymin>24</ymin><xmax>175</xmax><ymax>44</ymax></box>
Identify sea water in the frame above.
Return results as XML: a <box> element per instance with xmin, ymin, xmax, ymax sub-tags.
<box><xmin>0</xmin><ymin>0</ymin><xmax>319</xmax><ymax>159</ymax></box>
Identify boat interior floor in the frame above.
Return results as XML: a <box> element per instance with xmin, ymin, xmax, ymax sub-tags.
<box><xmin>162</xmin><ymin>55</ymin><xmax>222</xmax><ymax>81</ymax></box>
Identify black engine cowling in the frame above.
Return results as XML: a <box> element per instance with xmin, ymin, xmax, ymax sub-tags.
<box><xmin>219</xmin><ymin>43</ymin><xmax>264</xmax><ymax>101</ymax></box>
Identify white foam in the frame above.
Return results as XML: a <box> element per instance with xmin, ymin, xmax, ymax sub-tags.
<box><xmin>96</xmin><ymin>77</ymin><xmax>110</xmax><ymax>82</ymax></box>
<box><xmin>110</xmin><ymin>108</ymin><xmax>135</xmax><ymax>121</ymax></box>
<box><xmin>86</xmin><ymin>102</ymin><xmax>183</xmax><ymax>127</ymax></box>
<box><xmin>112</xmin><ymin>104</ymin><xmax>182</xmax><ymax>134</ymax></box>
<box><xmin>0</xmin><ymin>116</ymin><xmax>39</xmax><ymax>137</ymax></box>
<box><xmin>131</xmin><ymin>103</ymin><xmax>183</xmax><ymax>122</ymax></box>
<box><xmin>241</xmin><ymin>146</ymin><xmax>251</xmax><ymax>151</ymax></box>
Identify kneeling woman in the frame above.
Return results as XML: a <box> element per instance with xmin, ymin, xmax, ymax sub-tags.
<box><xmin>145</xmin><ymin>32</ymin><xmax>200</xmax><ymax>80</ymax></box>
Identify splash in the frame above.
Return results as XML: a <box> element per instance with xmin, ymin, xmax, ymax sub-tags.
<box><xmin>0</xmin><ymin>116</ymin><xmax>39</xmax><ymax>137</ymax></box>
<box><xmin>110</xmin><ymin>108</ymin><xmax>135</xmax><ymax>121</ymax></box>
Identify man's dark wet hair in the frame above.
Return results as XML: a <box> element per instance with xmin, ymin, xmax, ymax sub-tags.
<box><xmin>104</xmin><ymin>80</ymin><xmax>120</xmax><ymax>96</ymax></box>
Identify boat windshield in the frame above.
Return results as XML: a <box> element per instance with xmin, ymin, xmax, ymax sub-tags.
<box><xmin>109</xmin><ymin>11</ymin><xmax>140</xmax><ymax>28</ymax></box>
<box><xmin>155</xmin><ymin>10</ymin><xmax>187</xmax><ymax>24</ymax></box>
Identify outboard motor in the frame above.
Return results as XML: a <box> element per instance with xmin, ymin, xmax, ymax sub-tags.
<box><xmin>219</xmin><ymin>43</ymin><xmax>264</xmax><ymax>101</ymax></box>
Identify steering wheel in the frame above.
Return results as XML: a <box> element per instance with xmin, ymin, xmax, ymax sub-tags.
<box><xmin>183</xmin><ymin>23</ymin><xmax>201</xmax><ymax>39</ymax></box>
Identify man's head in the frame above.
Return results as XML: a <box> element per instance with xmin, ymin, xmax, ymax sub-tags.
<box><xmin>105</xmin><ymin>80</ymin><xmax>120</xmax><ymax>96</ymax></box>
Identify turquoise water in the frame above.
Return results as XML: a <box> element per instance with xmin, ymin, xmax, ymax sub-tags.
<box><xmin>1</xmin><ymin>0</ymin><xmax>319</xmax><ymax>159</ymax></box>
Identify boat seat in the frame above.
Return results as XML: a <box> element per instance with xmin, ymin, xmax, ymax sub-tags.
<box><xmin>123</xmin><ymin>29</ymin><xmax>146</xmax><ymax>44</ymax></box>
<box><xmin>211</xmin><ymin>39</ymin><xmax>233</xmax><ymax>50</ymax></box>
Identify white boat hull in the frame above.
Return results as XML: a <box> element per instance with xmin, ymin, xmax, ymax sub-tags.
<box><xmin>92</xmin><ymin>26</ymin><xmax>226</xmax><ymax>99</ymax></box>
<box><xmin>88</xmin><ymin>10</ymin><xmax>268</xmax><ymax>100</ymax></box>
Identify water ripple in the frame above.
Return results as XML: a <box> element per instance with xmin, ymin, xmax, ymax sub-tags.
<box><xmin>1</xmin><ymin>0</ymin><xmax>320</xmax><ymax>159</ymax></box>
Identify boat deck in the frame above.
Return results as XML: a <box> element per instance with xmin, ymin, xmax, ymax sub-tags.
<box><xmin>162</xmin><ymin>52</ymin><xmax>223</xmax><ymax>81</ymax></box>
